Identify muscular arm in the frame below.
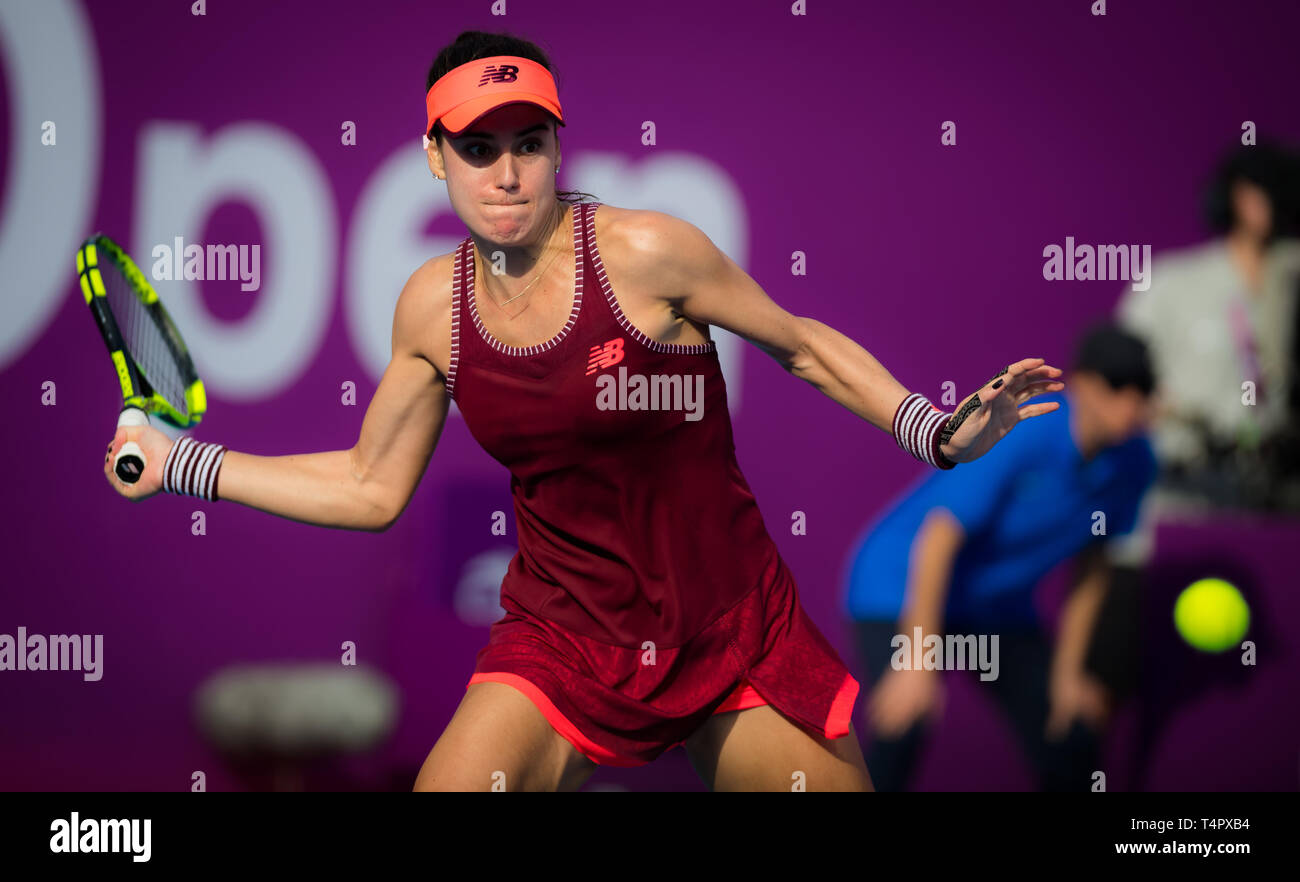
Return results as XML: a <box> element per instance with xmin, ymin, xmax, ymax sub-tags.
<box><xmin>614</xmin><ymin>211</ymin><xmax>1064</xmax><ymax>468</ymax></box>
<box><xmin>183</xmin><ymin>260</ymin><xmax>450</xmax><ymax>532</ymax></box>
<box><xmin>614</xmin><ymin>211</ymin><xmax>1064</xmax><ymax>467</ymax></box>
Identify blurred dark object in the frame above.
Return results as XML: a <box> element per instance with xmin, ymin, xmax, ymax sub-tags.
<box><xmin>1204</xmin><ymin>140</ymin><xmax>1300</xmax><ymax>241</ymax></box>
<box><xmin>1287</xmin><ymin>270</ymin><xmax>1300</xmax><ymax>472</ymax></box>
<box><xmin>194</xmin><ymin>663</ymin><xmax>399</xmax><ymax>791</ymax></box>
<box><xmin>1085</xmin><ymin>563</ymin><xmax>1143</xmax><ymax>703</ymax></box>
<box><xmin>1157</xmin><ymin>410</ymin><xmax>1300</xmax><ymax>513</ymax></box>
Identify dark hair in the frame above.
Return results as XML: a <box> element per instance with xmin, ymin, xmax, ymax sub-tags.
<box><xmin>1203</xmin><ymin>140</ymin><xmax>1300</xmax><ymax>239</ymax></box>
<box><xmin>1073</xmin><ymin>321</ymin><xmax>1155</xmax><ymax>397</ymax></box>
<box><xmin>426</xmin><ymin>30</ymin><xmax>597</xmax><ymax>206</ymax></box>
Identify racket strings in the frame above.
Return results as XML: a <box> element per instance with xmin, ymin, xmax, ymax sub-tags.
<box><xmin>102</xmin><ymin>264</ymin><xmax>189</xmax><ymax>417</ymax></box>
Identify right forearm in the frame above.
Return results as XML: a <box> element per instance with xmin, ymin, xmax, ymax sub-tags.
<box><xmin>214</xmin><ymin>448</ymin><xmax>393</xmax><ymax>532</ymax></box>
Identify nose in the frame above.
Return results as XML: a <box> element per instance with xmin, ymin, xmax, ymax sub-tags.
<box><xmin>493</xmin><ymin>153</ymin><xmax>522</xmax><ymax>191</ymax></box>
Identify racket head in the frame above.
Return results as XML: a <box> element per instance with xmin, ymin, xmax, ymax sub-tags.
<box><xmin>77</xmin><ymin>234</ymin><xmax>207</xmax><ymax>429</ymax></box>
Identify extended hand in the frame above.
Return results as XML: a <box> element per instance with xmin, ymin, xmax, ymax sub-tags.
<box><xmin>940</xmin><ymin>358</ymin><xmax>1064</xmax><ymax>464</ymax></box>
<box><xmin>866</xmin><ymin>667</ymin><xmax>945</xmax><ymax>739</ymax></box>
<box><xmin>1045</xmin><ymin>669</ymin><xmax>1112</xmax><ymax>739</ymax></box>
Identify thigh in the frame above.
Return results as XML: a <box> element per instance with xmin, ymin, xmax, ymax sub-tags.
<box><xmin>413</xmin><ymin>681</ymin><xmax>598</xmax><ymax>792</ymax></box>
<box><xmin>684</xmin><ymin>704</ymin><xmax>874</xmax><ymax>792</ymax></box>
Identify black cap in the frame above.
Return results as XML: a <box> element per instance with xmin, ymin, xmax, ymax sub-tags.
<box><xmin>1073</xmin><ymin>321</ymin><xmax>1155</xmax><ymax>396</ymax></box>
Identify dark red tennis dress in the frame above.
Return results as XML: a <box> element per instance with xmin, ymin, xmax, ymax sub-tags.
<box><xmin>449</xmin><ymin>201</ymin><xmax>858</xmax><ymax>766</ymax></box>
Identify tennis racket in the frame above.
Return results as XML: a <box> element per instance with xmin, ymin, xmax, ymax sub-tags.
<box><xmin>76</xmin><ymin>234</ymin><xmax>208</xmax><ymax>484</ymax></box>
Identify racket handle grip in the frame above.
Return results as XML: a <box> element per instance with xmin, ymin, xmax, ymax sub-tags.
<box><xmin>114</xmin><ymin>407</ymin><xmax>149</xmax><ymax>484</ymax></box>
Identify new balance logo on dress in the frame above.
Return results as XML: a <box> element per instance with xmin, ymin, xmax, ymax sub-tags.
<box><xmin>589</xmin><ymin>338</ymin><xmax>705</xmax><ymax>421</ymax></box>
<box><xmin>586</xmin><ymin>338</ymin><xmax>626</xmax><ymax>375</ymax></box>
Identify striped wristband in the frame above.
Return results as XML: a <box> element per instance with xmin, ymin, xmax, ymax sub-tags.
<box><xmin>893</xmin><ymin>392</ymin><xmax>957</xmax><ymax>469</ymax></box>
<box><xmin>162</xmin><ymin>436</ymin><xmax>228</xmax><ymax>501</ymax></box>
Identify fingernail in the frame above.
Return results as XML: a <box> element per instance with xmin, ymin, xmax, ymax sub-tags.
<box><xmin>992</xmin><ymin>379</ymin><xmax>1004</xmax><ymax>389</ymax></box>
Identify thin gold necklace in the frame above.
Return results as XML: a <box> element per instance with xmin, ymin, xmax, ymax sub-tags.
<box><xmin>478</xmin><ymin>204</ymin><xmax>568</xmax><ymax>310</ymax></box>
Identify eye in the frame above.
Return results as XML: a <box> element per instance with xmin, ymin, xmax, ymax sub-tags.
<box><xmin>465</xmin><ymin>139</ymin><xmax>543</xmax><ymax>159</ymax></box>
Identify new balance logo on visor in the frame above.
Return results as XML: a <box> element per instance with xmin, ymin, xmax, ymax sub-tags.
<box><xmin>478</xmin><ymin>64</ymin><xmax>519</xmax><ymax>86</ymax></box>
<box><xmin>586</xmin><ymin>338</ymin><xmax>626</xmax><ymax>375</ymax></box>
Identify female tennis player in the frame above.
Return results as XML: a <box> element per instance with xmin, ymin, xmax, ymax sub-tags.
<box><xmin>104</xmin><ymin>30</ymin><xmax>1064</xmax><ymax>791</ymax></box>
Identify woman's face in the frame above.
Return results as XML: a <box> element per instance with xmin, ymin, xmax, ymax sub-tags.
<box><xmin>1230</xmin><ymin>179</ymin><xmax>1273</xmax><ymax>240</ymax></box>
<box><xmin>428</xmin><ymin>102</ymin><xmax>561</xmax><ymax>248</ymax></box>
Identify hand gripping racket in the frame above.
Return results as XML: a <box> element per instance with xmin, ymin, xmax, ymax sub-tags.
<box><xmin>76</xmin><ymin>234</ymin><xmax>208</xmax><ymax>483</ymax></box>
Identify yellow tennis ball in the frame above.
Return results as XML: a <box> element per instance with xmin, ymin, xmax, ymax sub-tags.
<box><xmin>1173</xmin><ymin>578</ymin><xmax>1250</xmax><ymax>653</ymax></box>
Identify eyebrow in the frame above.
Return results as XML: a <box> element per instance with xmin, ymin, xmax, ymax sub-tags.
<box><xmin>455</xmin><ymin>123</ymin><xmax>550</xmax><ymax>140</ymax></box>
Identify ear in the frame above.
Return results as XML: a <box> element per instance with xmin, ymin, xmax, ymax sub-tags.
<box><xmin>426</xmin><ymin>137</ymin><xmax>445</xmax><ymax>179</ymax></box>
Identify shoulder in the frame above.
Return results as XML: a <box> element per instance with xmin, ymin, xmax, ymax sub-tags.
<box><xmin>1120</xmin><ymin>242</ymin><xmax>1216</xmax><ymax>316</ymax></box>
<box><xmin>591</xmin><ymin>201</ymin><xmax>682</xmax><ymax>238</ymax></box>
<box><xmin>594</xmin><ymin>203</ymin><xmax>720</xmax><ymax>288</ymax></box>
<box><xmin>392</xmin><ymin>250</ymin><xmax>457</xmax><ymax>377</ymax></box>
<box><xmin>1126</xmin><ymin>241</ymin><xmax>1225</xmax><ymax>299</ymax></box>
<box><xmin>1154</xmin><ymin>240</ymin><xmax>1232</xmax><ymax>284</ymax></box>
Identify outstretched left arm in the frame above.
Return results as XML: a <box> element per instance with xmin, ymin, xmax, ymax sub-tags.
<box><xmin>628</xmin><ymin>211</ymin><xmax>1063</xmax><ymax>464</ymax></box>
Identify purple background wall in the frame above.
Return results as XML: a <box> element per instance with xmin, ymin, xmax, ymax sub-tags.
<box><xmin>1</xmin><ymin>0</ymin><xmax>1297</xmax><ymax>790</ymax></box>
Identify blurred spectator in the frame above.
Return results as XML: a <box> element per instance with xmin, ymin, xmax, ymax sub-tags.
<box><xmin>843</xmin><ymin>324</ymin><xmax>1157</xmax><ymax>791</ymax></box>
<box><xmin>1115</xmin><ymin>141</ymin><xmax>1300</xmax><ymax>511</ymax></box>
